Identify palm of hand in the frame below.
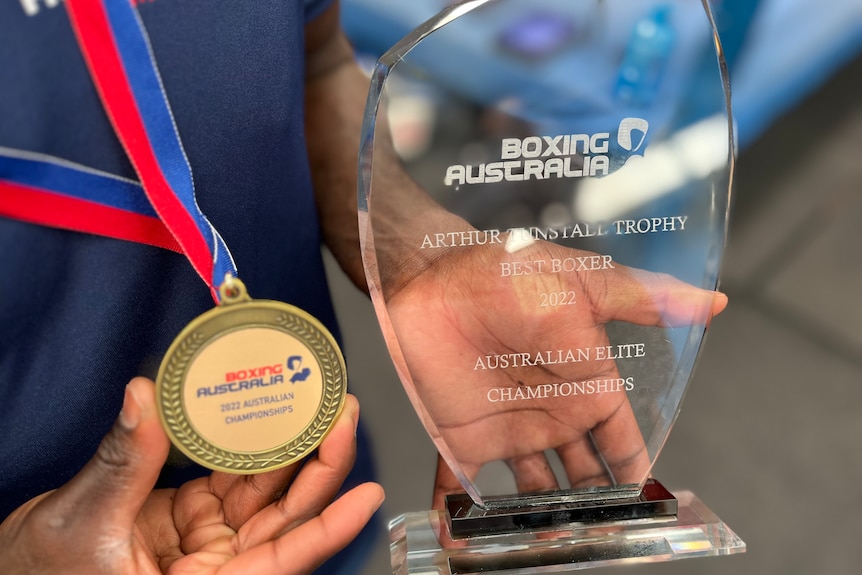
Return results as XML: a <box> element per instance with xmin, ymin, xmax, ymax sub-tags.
<box><xmin>387</xmin><ymin>240</ymin><xmax>719</xmax><ymax>493</ymax></box>
<box><xmin>135</xmin><ymin>478</ymin><xmax>251</xmax><ymax>574</ymax></box>
<box><xmin>116</xmin><ymin>476</ymin><xmax>257</xmax><ymax>574</ymax></box>
<box><xmin>138</xmin><ymin>428</ymin><xmax>374</xmax><ymax>575</ymax></box>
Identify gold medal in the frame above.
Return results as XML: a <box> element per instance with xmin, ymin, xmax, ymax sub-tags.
<box><xmin>155</xmin><ymin>277</ymin><xmax>346</xmax><ymax>474</ymax></box>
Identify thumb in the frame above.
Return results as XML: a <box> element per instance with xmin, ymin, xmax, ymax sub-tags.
<box><xmin>52</xmin><ymin>377</ymin><xmax>171</xmax><ymax>530</ymax></box>
<box><xmin>593</xmin><ymin>266</ymin><xmax>728</xmax><ymax>327</ymax></box>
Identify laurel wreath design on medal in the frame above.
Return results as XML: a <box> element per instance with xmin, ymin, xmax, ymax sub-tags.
<box><xmin>157</xmin><ymin>285</ymin><xmax>346</xmax><ymax>474</ymax></box>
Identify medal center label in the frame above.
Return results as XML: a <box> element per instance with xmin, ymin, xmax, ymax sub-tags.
<box><xmin>183</xmin><ymin>327</ymin><xmax>324</xmax><ymax>453</ymax></box>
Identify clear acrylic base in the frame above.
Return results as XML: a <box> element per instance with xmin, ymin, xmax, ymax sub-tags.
<box><xmin>390</xmin><ymin>490</ymin><xmax>745</xmax><ymax>574</ymax></box>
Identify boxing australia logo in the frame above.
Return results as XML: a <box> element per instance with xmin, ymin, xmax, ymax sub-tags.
<box><xmin>444</xmin><ymin>117</ymin><xmax>650</xmax><ymax>187</ymax></box>
<box><xmin>617</xmin><ymin>117</ymin><xmax>650</xmax><ymax>153</ymax></box>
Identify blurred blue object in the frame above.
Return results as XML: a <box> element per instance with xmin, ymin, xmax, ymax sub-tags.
<box><xmin>613</xmin><ymin>5</ymin><xmax>677</xmax><ymax>107</ymax></box>
<box><xmin>342</xmin><ymin>0</ymin><xmax>862</xmax><ymax>148</ymax></box>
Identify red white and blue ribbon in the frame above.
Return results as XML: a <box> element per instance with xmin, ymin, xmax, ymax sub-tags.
<box><xmin>0</xmin><ymin>0</ymin><xmax>236</xmax><ymax>303</ymax></box>
<box><xmin>0</xmin><ymin>147</ymin><xmax>180</xmax><ymax>254</ymax></box>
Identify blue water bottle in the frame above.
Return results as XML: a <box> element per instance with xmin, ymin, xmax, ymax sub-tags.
<box><xmin>614</xmin><ymin>5</ymin><xmax>676</xmax><ymax>107</ymax></box>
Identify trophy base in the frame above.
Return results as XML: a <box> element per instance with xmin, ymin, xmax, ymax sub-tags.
<box><xmin>445</xmin><ymin>479</ymin><xmax>678</xmax><ymax>538</ymax></box>
<box><xmin>390</xmin><ymin>488</ymin><xmax>745</xmax><ymax>574</ymax></box>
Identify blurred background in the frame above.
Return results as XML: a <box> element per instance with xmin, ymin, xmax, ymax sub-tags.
<box><xmin>328</xmin><ymin>0</ymin><xmax>862</xmax><ymax>573</ymax></box>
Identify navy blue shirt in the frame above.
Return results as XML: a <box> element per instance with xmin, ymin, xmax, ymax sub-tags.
<box><xmin>0</xmin><ymin>1</ymin><xmax>377</xmax><ymax>566</ymax></box>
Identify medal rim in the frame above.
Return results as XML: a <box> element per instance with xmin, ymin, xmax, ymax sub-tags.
<box><xmin>156</xmin><ymin>299</ymin><xmax>346</xmax><ymax>474</ymax></box>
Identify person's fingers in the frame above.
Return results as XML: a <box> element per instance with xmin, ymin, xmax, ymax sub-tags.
<box><xmin>581</xmin><ymin>398</ymin><xmax>650</xmax><ymax>487</ymax></box>
<box><xmin>587</xmin><ymin>266</ymin><xmax>727</xmax><ymax>327</ymax></box>
<box><xmin>556</xmin><ymin>435</ymin><xmax>614</xmax><ymax>488</ymax></box>
<box><xmin>270</xmin><ymin>482</ymin><xmax>384</xmax><ymax>574</ymax></box>
<box><xmin>218</xmin><ymin>482</ymin><xmax>384</xmax><ymax>575</ymax></box>
<box><xmin>171</xmin><ymin>477</ymin><xmax>237</xmax><ymax>556</ymax></box>
<box><xmin>236</xmin><ymin>394</ymin><xmax>361</xmax><ymax>549</ymax></box>
<box><xmin>209</xmin><ymin>464</ymin><xmax>301</xmax><ymax>531</ymax></box>
<box><xmin>53</xmin><ymin>377</ymin><xmax>170</xmax><ymax>530</ymax></box>
<box><xmin>505</xmin><ymin>453</ymin><xmax>559</xmax><ymax>493</ymax></box>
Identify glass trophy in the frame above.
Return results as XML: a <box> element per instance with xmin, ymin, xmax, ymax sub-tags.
<box><xmin>357</xmin><ymin>0</ymin><xmax>745</xmax><ymax>572</ymax></box>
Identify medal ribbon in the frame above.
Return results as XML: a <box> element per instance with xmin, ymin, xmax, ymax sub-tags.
<box><xmin>2</xmin><ymin>0</ymin><xmax>236</xmax><ymax>303</ymax></box>
<box><xmin>0</xmin><ymin>147</ymin><xmax>181</xmax><ymax>254</ymax></box>
<box><xmin>67</xmin><ymin>0</ymin><xmax>236</xmax><ymax>302</ymax></box>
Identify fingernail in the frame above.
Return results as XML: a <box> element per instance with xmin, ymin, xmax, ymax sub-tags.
<box><xmin>118</xmin><ymin>382</ymin><xmax>142</xmax><ymax>430</ymax></box>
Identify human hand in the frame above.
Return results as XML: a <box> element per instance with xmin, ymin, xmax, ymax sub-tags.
<box><xmin>0</xmin><ymin>378</ymin><xmax>383</xmax><ymax>575</ymax></box>
<box><xmin>383</xmin><ymin>237</ymin><xmax>725</xmax><ymax>507</ymax></box>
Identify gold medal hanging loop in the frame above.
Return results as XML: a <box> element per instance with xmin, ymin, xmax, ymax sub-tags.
<box><xmin>219</xmin><ymin>275</ymin><xmax>251</xmax><ymax>306</ymax></box>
